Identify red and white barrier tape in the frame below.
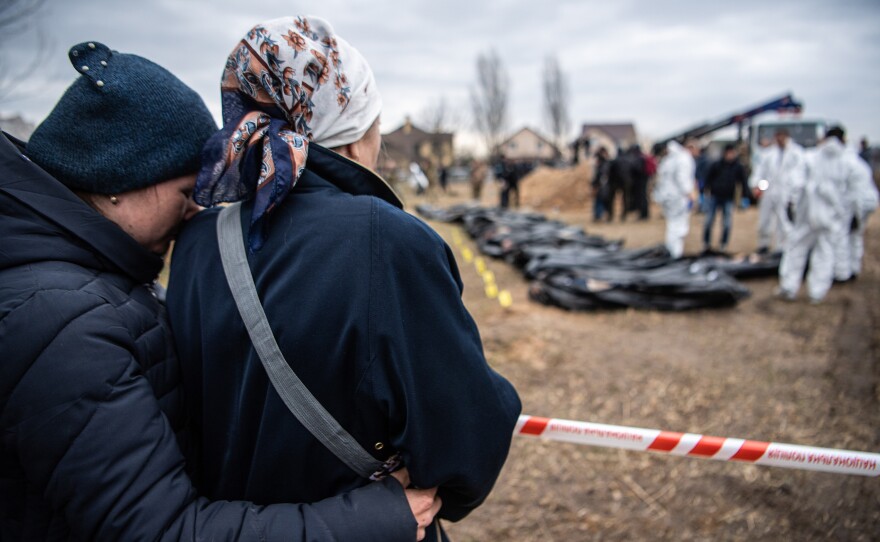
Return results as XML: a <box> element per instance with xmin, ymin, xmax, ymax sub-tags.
<box><xmin>515</xmin><ymin>415</ymin><xmax>880</xmax><ymax>477</ymax></box>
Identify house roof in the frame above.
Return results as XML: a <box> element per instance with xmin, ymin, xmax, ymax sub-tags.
<box><xmin>380</xmin><ymin>117</ymin><xmax>453</xmax><ymax>165</ymax></box>
<box><xmin>500</xmin><ymin>126</ymin><xmax>556</xmax><ymax>148</ymax></box>
<box><xmin>580</xmin><ymin>123</ymin><xmax>637</xmax><ymax>144</ymax></box>
<box><xmin>383</xmin><ymin>119</ymin><xmax>453</xmax><ymax>146</ymax></box>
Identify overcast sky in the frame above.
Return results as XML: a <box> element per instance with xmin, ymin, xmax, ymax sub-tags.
<box><xmin>2</xmin><ymin>0</ymin><xmax>879</xmax><ymax>150</ymax></box>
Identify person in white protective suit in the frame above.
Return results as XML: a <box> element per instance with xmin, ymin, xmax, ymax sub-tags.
<box><xmin>407</xmin><ymin>161</ymin><xmax>429</xmax><ymax>194</ymax></box>
<box><xmin>747</xmin><ymin>137</ymin><xmax>772</xmax><ymax>208</ymax></box>
<box><xmin>652</xmin><ymin>139</ymin><xmax>697</xmax><ymax>259</ymax></box>
<box><xmin>777</xmin><ymin>126</ymin><xmax>864</xmax><ymax>303</ymax></box>
<box><xmin>750</xmin><ymin>129</ymin><xmax>806</xmax><ymax>253</ymax></box>
<box><xmin>833</xmin><ymin>145</ymin><xmax>879</xmax><ymax>282</ymax></box>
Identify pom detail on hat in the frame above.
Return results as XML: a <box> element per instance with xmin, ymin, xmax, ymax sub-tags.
<box><xmin>69</xmin><ymin>41</ymin><xmax>113</xmax><ymax>89</ymax></box>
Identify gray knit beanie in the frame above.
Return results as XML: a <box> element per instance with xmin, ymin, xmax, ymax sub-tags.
<box><xmin>27</xmin><ymin>41</ymin><xmax>217</xmax><ymax>194</ymax></box>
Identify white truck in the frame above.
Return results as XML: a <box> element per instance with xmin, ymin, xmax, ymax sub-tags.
<box><xmin>749</xmin><ymin>117</ymin><xmax>830</xmax><ymax>158</ymax></box>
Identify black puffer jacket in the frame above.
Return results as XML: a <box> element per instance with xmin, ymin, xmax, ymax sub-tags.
<box><xmin>0</xmin><ymin>133</ymin><xmax>415</xmax><ymax>541</ymax></box>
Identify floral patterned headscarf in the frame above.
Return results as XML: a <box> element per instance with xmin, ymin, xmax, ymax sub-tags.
<box><xmin>195</xmin><ymin>16</ymin><xmax>382</xmax><ymax>251</ymax></box>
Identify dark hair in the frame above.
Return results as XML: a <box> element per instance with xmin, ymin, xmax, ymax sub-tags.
<box><xmin>651</xmin><ymin>142</ymin><xmax>666</xmax><ymax>156</ymax></box>
<box><xmin>723</xmin><ymin>143</ymin><xmax>737</xmax><ymax>153</ymax></box>
<box><xmin>825</xmin><ymin>125</ymin><xmax>845</xmax><ymax>142</ymax></box>
<box><xmin>775</xmin><ymin>128</ymin><xmax>789</xmax><ymax>137</ymax></box>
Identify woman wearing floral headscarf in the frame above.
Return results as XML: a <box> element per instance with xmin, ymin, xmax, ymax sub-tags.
<box><xmin>166</xmin><ymin>15</ymin><xmax>521</xmax><ymax>542</ymax></box>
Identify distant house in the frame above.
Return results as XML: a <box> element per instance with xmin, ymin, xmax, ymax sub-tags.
<box><xmin>499</xmin><ymin>127</ymin><xmax>559</xmax><ymax>164</ymax></box>
<box><xmin>576</xmin><ymin>122</ymin><xmax>638</xmax><ymax>160</ymax></box>
<box><xmin>380</xmin><ymin>117</ymin><xmax>454</xmax><ymax>182</ymax></box>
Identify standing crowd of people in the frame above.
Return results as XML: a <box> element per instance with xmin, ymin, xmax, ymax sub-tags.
<box><xmin>587</xmin><ymin>126</ymin><xmax>877</xmax><ymax>304</ymax></box>
<box><xmin>591</xmin><ymin>144</ymin><xmax>655</xmax><ymax>222</ymax></box>
<box><xmin>471</xmin><ymin>125</ymin><xmax>877</xmax><ymax>307</ymax></box>
<box><xmin>770</xmin><ymin>127</ymin><xmax>878</xmax><ymax>303</ymax></box>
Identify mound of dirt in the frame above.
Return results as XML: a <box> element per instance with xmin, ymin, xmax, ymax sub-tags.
<box><xmin>519</xmin><ymin>162</ymin><xmax>594</xmax><ymax>211</ymax></box>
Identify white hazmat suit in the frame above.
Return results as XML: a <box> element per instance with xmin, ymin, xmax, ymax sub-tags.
<box><xmin>778</xmin><ymin>138</ymin><xmax>860</xmax><ymax>302</ymax></box>
<box><xmin>407</xmin><ymin>161</ymin><xmax>429</xmax><ymax>193</ymax></box>
<box><xmin>653</xmin><ymin>141</ymin><xmax>696</xmax><ymax>259</ymax></box>
<box><xmin>833</xmin><ymin>153</ymin><xmax>878</xmax><ymax>281</ymax></box>
<box><xmin>750</xmin><ymin>139</ymin><xmax>806</xmax><ymax>251</ymax></box>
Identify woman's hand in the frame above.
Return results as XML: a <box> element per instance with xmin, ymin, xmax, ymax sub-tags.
<box><xmin>390</xmin><ymin>468</ymin><xmax>442</xmax><ymax>541</ymax></box>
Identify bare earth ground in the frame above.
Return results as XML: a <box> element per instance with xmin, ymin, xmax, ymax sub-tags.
<box><xmin>409</xmin><ymin>177</ymin><xmax>880</xmax><ymax>541</ymax></box>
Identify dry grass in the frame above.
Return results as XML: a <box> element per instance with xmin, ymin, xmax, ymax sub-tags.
<box><xmin>417</xmin><ymin>171</ymin><xmax>880</xmax><ymax>541</ymax></box>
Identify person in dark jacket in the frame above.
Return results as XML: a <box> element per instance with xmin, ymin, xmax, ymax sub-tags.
<box><xmin>0</xmin><ymin>41</ymin><xmax>436</xmax><ymax>541</ymax></box>
<box><xmin>626</xmin><ymin>144</ymin><xmax>650</xmax><ymax>220</ymax></box>
<box><xmin>497</xmin><ymin>157</ymin><xmax>524</xmax><ymax>208</ymax></box>
<box><xmin>694</xmin><ymin>144</ymin><xmax>712</xmax><ymax>214</ymax></box>
<box><xmin>591</xmin><ymin>147</ymin><xmax>611</xmax><ymax>221</ymax></box>
<box><xmin>166</xmin><ymin>17</ymin><xmax>521</xmax><ymax>542</ymax></box>
<box><xmin>703</xmin><ymin>143</ymin><xmax>748</xmax><ymax>251</ymax></box>
<box><xmin>607</xmin><ymin>147</ymin><xmax>635</xmax><ymax>221</ymax></box>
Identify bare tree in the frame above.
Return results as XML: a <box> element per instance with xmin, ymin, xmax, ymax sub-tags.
<box><xmin>418</xmin><ymin>96</ymin><xmax>460</xmax><ymax>173</ymax></box>
<box><xmin>470</xmin><ymin>50</ymin><xmax>508</xmax><ymax>156</ymax></box>
<box><xmin>542</xmin><ymin>55</ymin><xmax>570</xmax><ymax>157</ymax></box>
<box><xmin>419</xmin><ymin>96</ymin><xmax>460</xmax><ymax>135</ymax></box>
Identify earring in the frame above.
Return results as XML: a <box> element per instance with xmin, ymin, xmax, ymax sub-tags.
<box><xmin>109</xmin><ymin>195</ymin><xmax>119</xmax><ymax>205</ymax></box>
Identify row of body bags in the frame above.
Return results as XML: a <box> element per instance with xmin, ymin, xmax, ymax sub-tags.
<box><xmin>417</xmin><ymin>204</ymin><xmax>780</xmax><ymax>311</ymax></box>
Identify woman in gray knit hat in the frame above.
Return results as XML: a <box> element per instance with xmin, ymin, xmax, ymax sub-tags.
<box><xmin>0</xmin><ymin>41</ymin><xmax>436</xmax><ymax>541</ymax></box>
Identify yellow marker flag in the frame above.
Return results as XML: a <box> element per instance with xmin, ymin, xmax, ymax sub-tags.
<box><xmin>482</xmin><ymin>270</ymin><xmax>495</xmax><ymax>284</ymax></box>
<box><xmin>462</xmin><ymin>248</ymin><xmax>474</xmax><ymax>262</ymax></box>
<box><xmin>485</xmin><ymin>283</ymin><xmax>499</xmax><ymax>298</ymax></box>
<box><xmin>475</xmin><ymin>258</ymin><xmax>486</xmax><ymax>274</ymax></box>
<box><xmin>498</xmin><ymin>290</ymin><xmax>513</xmax><ymax>308</ymax></box>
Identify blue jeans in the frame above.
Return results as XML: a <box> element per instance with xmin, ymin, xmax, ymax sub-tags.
<box><xmin>593</xmin><ymin>195</ymin><xmax>606</xmax><ymax>221</ymax></box>
<box><xmin>703</xmin><ymin>196</ymin><xmax>733</xmax><ymax>248</ymax></box>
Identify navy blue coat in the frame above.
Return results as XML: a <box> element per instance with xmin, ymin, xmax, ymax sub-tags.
<box><xmin>167</xmin><ymin>145</ymin><xmax>521</xmax><ymax>537</ymax></box>
<box><xmin>0</xmin><ymin>133</ymin><xmax>416</xmax><ymax>541</ymax></box>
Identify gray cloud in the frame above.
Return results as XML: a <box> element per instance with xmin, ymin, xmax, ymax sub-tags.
<box><xmin>2</xmin><ymin>0</ymin><xmax>879</xmax><ymax>148</ymax></box>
